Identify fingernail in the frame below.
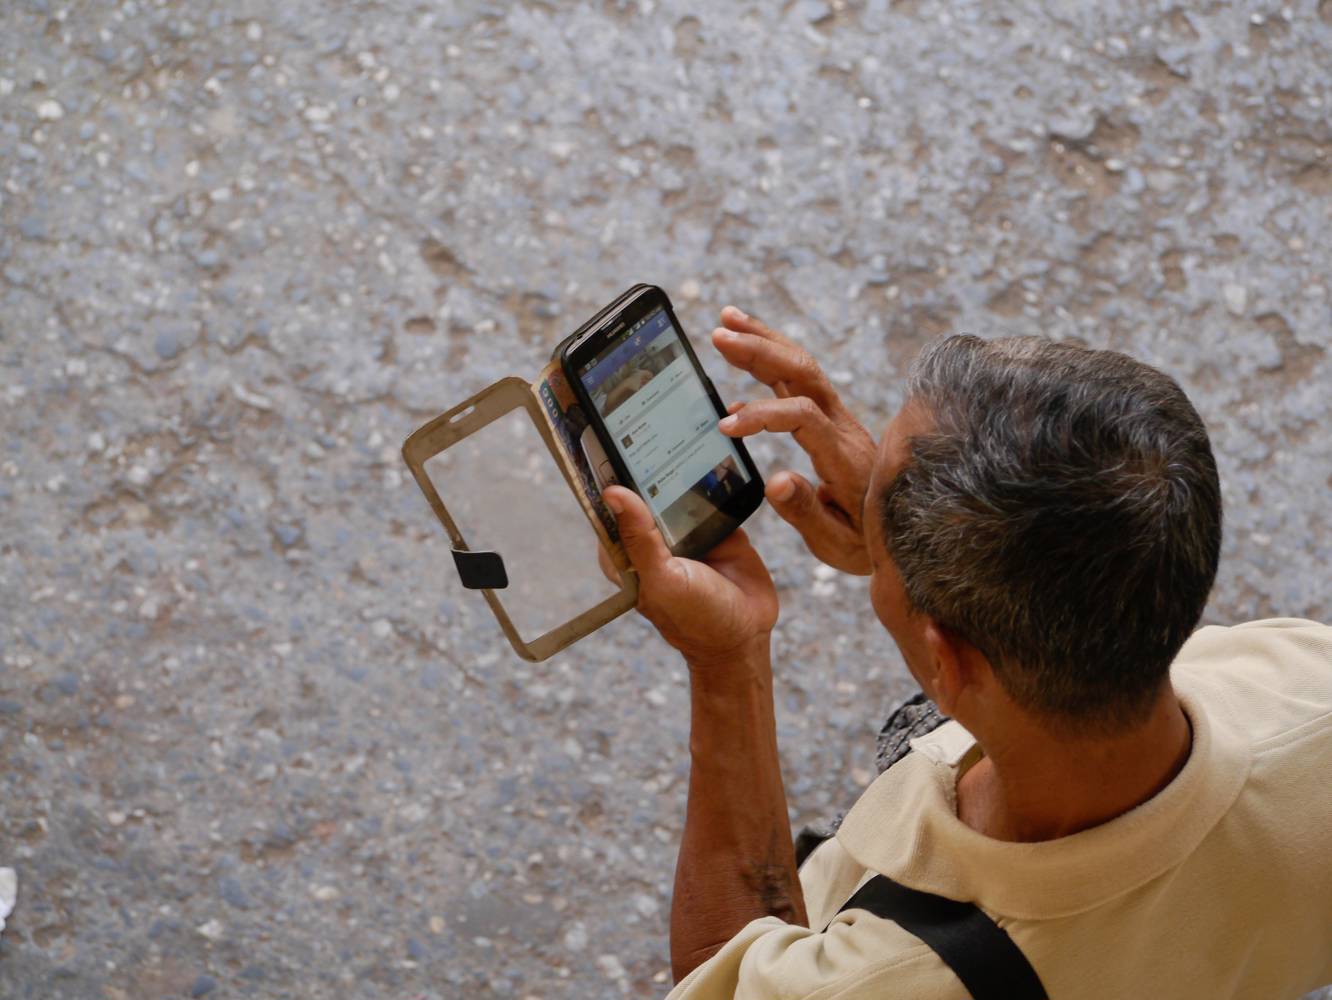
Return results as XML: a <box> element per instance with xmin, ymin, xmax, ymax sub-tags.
<box><xmin>604</xmin><ymin>491</ymin><xmax>622</xmax><ymax>514</ymax></box>
<box><xmin>713</xmin><ymin>327</ymin><xmax>736</xmax><ymax>342</ymax></box>
<box><xmin>719</xmin><ymin>415</ymin><xmax>738</xmax><ymax>431</ymax></box>
<box><xmin>769</xmin><ymin>477</ymin><xmax>795</xmax><ymax>502</ymax></box>
<box><xmin>726</xmin><ymin>305</ymin><xmax>749</xmax><ymax>321</ymax></box>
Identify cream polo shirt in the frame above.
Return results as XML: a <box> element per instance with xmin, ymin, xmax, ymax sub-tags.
<box><xmin>668</xmin><ymin>618</ymin><xmax>1332</xmax><ymax>1000</ymax></box>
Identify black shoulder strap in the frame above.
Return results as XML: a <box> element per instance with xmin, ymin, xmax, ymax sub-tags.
<box><xmin>828</xmin><ymin>874</ymin><xmax>1046</xmax><ymax>1000</ymax></box>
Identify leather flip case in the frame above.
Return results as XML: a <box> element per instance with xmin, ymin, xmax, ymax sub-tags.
<box><xmin>402</xmin><ymin>361</ymin><xmax>641</xmax><ymax>662</ymax></box>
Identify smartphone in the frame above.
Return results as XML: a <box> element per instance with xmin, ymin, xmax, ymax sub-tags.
<box><xmin>560</xmin><ymin>285</ymin><xmax>764</xmax><ymax>559</ymax></box>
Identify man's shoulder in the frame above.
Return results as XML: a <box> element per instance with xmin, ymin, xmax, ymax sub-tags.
<box><xmin>1180</xmin><ymin>616</ymin><xmax>1332</xmax><ymax>658</ymax></box>
<box><xmin>1176</xmin><ymin>617</ymin><xmax>1332</xmax><ymax>686</ymax></box>
<box><xmin>1175</xmin><ymin>617</ymin><xmax>1332</xmax><ymax>744</ymax></box>
<box><xmin>1180</xmin><ymin>616</ymin><xmax>1332</xmax><ymax>655</ymax></box>
<box><xmin>1176</xmin><ymin>617</ymin><xmax>1332</xmax><ymax>873</ymax></box>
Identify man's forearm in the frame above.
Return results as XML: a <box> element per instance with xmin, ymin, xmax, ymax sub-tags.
<box><xmin>670</xmin><ymin>637</ymin><xmax>808</xmax><ymax>983</ymax></box>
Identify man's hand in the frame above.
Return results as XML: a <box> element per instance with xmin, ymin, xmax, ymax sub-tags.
<box><xmin>712</xmin><ymin>306</ymin><xmax>878</xmax><ymax>575</ymax></box>
<box><xmin>602</xmin><ymin>485</ymin><xmax>778</xmax><ymax>668</ymax></box>
<box><xmin>601</xmin><ymin>485</ymin><xmax>805</xmax><ymax>982</ymax></box>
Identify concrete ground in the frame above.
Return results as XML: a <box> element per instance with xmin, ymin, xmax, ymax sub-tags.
<box><xmin>1</xmin><ymin>1</ymin><xmax>1328</xmax><ymax>997</ymax></box>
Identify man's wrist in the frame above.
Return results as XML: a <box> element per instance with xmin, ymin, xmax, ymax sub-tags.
<box><xmin>683</xmin><ymin>632</ymin><xmax>771</xmax><ymax>670</ymax></box>
<box><xmin>683</xmin><ymin>633</ymin><xmax>773</xmax><ymax>694</ymax></box>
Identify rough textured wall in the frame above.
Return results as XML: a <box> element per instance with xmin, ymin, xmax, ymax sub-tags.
<box><xmin>0</xmin><ymin>0</ymin><xmax>1328</xmax><ymax>997</ymax></box>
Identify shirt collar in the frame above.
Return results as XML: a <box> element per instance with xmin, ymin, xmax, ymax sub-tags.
<box><xmin>834</xmin><ymin>678</ymin><xmax>1251</xmax><ymax>920</ymax></box>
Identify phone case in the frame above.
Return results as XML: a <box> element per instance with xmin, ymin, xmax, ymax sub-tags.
<box><xmin>401</xmin><ymin>294</ymin><xmax>652</xmax><ymax>661</ymax></box>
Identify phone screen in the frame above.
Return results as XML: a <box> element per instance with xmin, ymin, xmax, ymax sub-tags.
<box><xmin>575</xmin><ymin>306</ymin><xmax>753</xmax><ymax>547</ymax></box>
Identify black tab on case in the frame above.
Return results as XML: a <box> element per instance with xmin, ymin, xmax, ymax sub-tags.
<box><xmin>451</xmin><ymin>548</ymin><xmax>509</xmax><ymax>590</ymax></box>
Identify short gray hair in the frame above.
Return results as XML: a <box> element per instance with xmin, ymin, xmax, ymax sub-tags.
<box><xmin>881</xmin><ymin>335</ymin><xmax>1222</xmax><ymax>732</ymax></box>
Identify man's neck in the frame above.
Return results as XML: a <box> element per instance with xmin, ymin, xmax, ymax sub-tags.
<box><xmin>956</xmin><ymin>688</ymin><xmax>1193</xmax><ymax>842</ymax></box>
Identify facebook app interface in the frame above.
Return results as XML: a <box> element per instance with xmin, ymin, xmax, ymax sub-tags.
<box><xmin>578</xmin><ymin>307</ymin><xmax>751</xmax><ymax>547</ymax></box>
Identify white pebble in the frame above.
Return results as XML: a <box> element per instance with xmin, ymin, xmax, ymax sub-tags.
<box><xmin>680</xmin><ymin>279</ymin><xmax>701</xmax><ymax>301</ymax></box>
<box><xmin>562</xmin><ymin>922</ymin><xmax>588</xmax><ymax>951</ymax></box>
<box><xmin>197</xmin><ymin>918</ymin><xmax>225</xmax><ymax>941</ymax></box>
<box><xmin>633</xmin><ymin>893</ymin><xmax>659</xmax><ymax>917</ymax></box>
<box><xmin>311</xmin><ymin>885</ymin><xmax>341</xmax><ymax>901</ymax></box>
<box><xmin>127</xmin><ymin>465</ymin><xmax>151</xmax><ymax>486</ymax></box>
<box><xmin>1223</xmin><ymin>282</ymin><xmax>1248</xmax><ymax>316</ymax></box>
<box><xmin>0</xmin><ymin>868</ymin><xmax>16</xmax><ymax>934</ymax></box>
<box><xmin>304</xmin><ymin>105</ymin><xmax>332</xmax><ymax>123</ymax></box>
<box><xmin>371</xmin><ymin>618</ymin><xmax>393</xmax><ymax>639</ymax></box>
<box><xmin>37</xmin><ymin>99</ymin><xmax>64</xmax><ymax>121</ymax></box>
<box><xmin>232</xmin><ymin>383</ymin><xmax>275</xmax><ymax>411</ymax></box>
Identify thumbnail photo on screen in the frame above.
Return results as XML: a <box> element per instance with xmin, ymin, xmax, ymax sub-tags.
<box><xmin>593</xmin><ymin>337</ymin><xmax>682</xmax><ymax>416</ymax></box>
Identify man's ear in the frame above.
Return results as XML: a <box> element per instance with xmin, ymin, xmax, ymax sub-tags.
<box><xmin>922</xmin><ymin>621</ymin><xmax>976</xmax><ymax>717</ymax></box>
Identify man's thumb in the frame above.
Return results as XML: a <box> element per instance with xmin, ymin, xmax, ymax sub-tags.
<box><xmin>766</xmin><ymin>471</ymin><xmax>818</xmax><ymax>525</ymax></box>
<box><xmin>603</xmin><ymin>486</ymin><xmax>671</xmax><ymax>574</ymax></box>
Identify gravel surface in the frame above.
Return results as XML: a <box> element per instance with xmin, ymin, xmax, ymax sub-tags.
<box><xmin>1</xmin><ymin>1</ymin><xmax>1329</xmax><ymax>997</ymax></box>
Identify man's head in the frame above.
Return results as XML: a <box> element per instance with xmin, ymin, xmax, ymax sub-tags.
<box><xmin>865</xmin><ymin>335</ymin><xmax>1222</xmax><ymax>736</ymax></box>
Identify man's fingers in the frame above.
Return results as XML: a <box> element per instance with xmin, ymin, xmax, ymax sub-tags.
<box><xmin>765</xmin><ymin>471</ymin><xmax>820</xmax><ymax>523</ymax></box>
<box><xmin>603</xmin><ymin>486</ymin><xmax>672</xmax><ymax>579</ymax></box>
<box><xmin>719</xmin><ymin>397</ymin><xmax>853</xmax><ymax>482</ymax></box>
<box><xmin>719</xmin><ymin>305</ymin><xmax>794</xmax><ymax>347</ymax></box>
<box><xmin>711</xmin><ymin>329</ymin><xmax>836</xmax><ymax>408</ymax></box>
<box><xmin>704</xmin><ymin>526</ymin><xmax>751</xmax><ymax>561</ymax></box>
<box><xmin>767</xmin><ymin>471</ymin><xmax>871</xmax><ymax>573</ymax></box>
<box><xmin>720</xmin><ymin>396</ymin><xmax>834</xmax><ymax>441</ymax></box>
<box><xmin>719</xmin><ymin>307</ymin><xmax>799</xmax><ymax>404</ymax></box>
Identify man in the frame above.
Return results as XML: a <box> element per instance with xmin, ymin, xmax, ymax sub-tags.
<box><xmin>600</xmin><ymin>307</ymin><xmax>1332</xmax><ymax>999</ymax></box>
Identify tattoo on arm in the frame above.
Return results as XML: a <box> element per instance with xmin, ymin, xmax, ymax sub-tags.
<box><xmin>740</xmin><ymin>829</ymin><xmax>808</xmax><ymax>927</ymax></box>
<box><xmin>745</xmin><ymin>863</ymin><xmax>802</xmax><ymax>923</ymax></box>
